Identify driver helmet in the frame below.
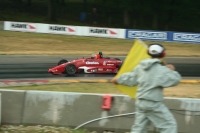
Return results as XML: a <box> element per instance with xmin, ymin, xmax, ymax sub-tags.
<box><xmin>99</xmin><ymin>51</ymin><xmax>103</xmax><ymax>58</ymax></box>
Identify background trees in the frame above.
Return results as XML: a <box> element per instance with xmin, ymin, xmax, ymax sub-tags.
<box><xmin>1</xmin><ymin>0</ymin><xmax>200</xmax><ymax>32</ymax></box>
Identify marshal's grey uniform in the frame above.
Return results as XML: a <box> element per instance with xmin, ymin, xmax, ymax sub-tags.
<box><xmin>117</xmin><ymin>58</ymin><xmax>181</xmax><ymax>133</ymax></box>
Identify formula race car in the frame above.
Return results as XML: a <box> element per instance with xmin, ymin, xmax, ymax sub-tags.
<box><xmin>48</xmin><ymin>52</ymin><xmax>123</xmax><ymax>76</ymax></box>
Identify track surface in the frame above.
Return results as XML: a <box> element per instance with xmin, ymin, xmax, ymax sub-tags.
<box><xmin>0</xmin><ymin>55</ymin><xmax>200</xmax><ymax>79</ymax></box>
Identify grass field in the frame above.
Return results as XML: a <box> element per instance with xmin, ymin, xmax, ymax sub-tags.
<box><xmin>3</xmin><ymin>82</ymin><xmax>200</xmax><ymax>98</ymax></box>
<box><xmin>1</xmin><ymin>31</ymin><xmax>200</xmax><ymax>56</ymax></box>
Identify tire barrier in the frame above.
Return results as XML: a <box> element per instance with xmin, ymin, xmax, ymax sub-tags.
<box><xmin>0</xmin><ymin>63</ymin><xmax>200</xmax><ymax>79</ymax></box>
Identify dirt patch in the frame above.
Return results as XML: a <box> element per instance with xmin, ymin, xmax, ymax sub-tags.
<box><xmin>164</xmin><ymin>83</ymin><xmax>200</xmax><ymax>98</ymax></box>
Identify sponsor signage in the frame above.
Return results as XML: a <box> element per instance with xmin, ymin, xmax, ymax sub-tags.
<box><xmin>126</xmin><ymin>30</ymin><xmax>167</xmax><ymax>40</ymax></box>
<box><xmin>107</xmin><ymin>64</ymin><xmax>114</xmax><ymax>66</ymax></box>
<box><xmin>88</xmin><ymin>27</ymin><xmax>118</xmax><ymax>37</ymax></box>
<box><xmin>103</xmin><ymin>60</ymin><xmax>108</xmax><ymax>66</ymax></box>
<box><xmin>4</xmin><ymin>21</ymin><xmax>200</xmax><ymax>43</ymax></box>
<box><xmin>86</xmin><ymin>61</ymin><xmax>99</xmax><ymax>65</ymax></box>
<box><xmin>10</xmin><ymin>22</ymin><xmax>37</xmax><ymax>32</ymax></box>
<box><xmin>173</xmin><ymin>33</ymin><xmax>200</xmax><ymax>42</ymax></box>
<box><xmin>48</xmin><ymin>24</ymin><xmax>76</xmax><ymax>35</ymax></box>
<box><xmin>107</xmin><ymin>69</ymin><xmax>112</xmax><ymax>71</ymax></box>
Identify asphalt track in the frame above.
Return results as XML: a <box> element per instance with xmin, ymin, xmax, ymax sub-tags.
<box><xmin>0</xmin><ymin>55</ymin><xmax>200</xmax><ymax>79</ymax></box>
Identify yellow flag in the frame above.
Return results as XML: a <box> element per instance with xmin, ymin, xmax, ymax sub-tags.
<box><xmin>115</xmin><ymin>39</ymin><xmax>151</xmax><ymax>99</ymax></box>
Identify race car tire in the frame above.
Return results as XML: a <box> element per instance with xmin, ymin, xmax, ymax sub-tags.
<box><xmin>117</xmin><ymin>62</ymin><xmax>123</xmax><ymax>70</ymax></box>
<box><xmin>65</xmin><ymin>64</ymin><xmax>76</xmax><ymax>75</ymax></box>
<box><xmin>58</xmin><ymin>59</ymin><xmax>68</xmax><ymax>65</ymax></box>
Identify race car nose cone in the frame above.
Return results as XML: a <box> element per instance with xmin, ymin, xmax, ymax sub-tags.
<box><xmin>48</xmin><ymin>69</ymin><xmax>52</xmax><ymax>73</ymax></box>
<box><xmin>48</xmin><ymin>68</ymin><xmax>57</xmax><ymax>73</ymax></box>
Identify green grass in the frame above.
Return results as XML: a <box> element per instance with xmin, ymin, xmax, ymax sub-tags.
<box><xmin>4</xmin><ymin>83</ymin><xmax>122</xmax><ymax>94</ymax></box>
<box><xmin>3</xmin><ymin>82</ymin><xmax>200</xmax><ymax>98</ymax></box>
<box><xmin>1</xmin><ymin>30</ymin><xmax>200</xmax><ymax>56</ymax></box>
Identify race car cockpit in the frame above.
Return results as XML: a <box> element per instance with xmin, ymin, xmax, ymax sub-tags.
<box><xmin>91</xmin><ymin>52</ymin><xmax>103</xmax><ymax>59</ymax></box>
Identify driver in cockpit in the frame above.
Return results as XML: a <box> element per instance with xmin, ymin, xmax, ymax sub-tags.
<box><xmin>91</xmin><ymin>52</ymin><xmax>103</xmax><ymax>59</ymax></box>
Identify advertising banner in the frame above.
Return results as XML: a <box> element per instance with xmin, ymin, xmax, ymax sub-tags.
<box><xmin>4</xmin><ymin>21</ymin><xmax>200</xmax><ymax>43</ymax></box>
<box><xmin>126</xmin><ymin>30</ymin><xmax>168</xmax><ymax>41</ymax></box>
<box><xmin>9</xmin><ymin>22</ymin><xmax>37</xmax><ymax>32</ymax></box>
<box><xmin>88</xmin><ymin>27</ymin><xmax>119</xmax><ymax>38</ymax></box>
<box><xmin>172</xmin><ymin>32</ymin><xmax>200</xmax><ymax>43</ymax></box>
<box><xmin>48</xmin><ymin>24</ymin><xmax>76</xmax><ymax>35</ymax></box>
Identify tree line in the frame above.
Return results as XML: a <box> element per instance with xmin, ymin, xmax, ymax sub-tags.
<box><xmin>1</xmin><ymin>0</ymin><xmax>200</xmax><ymax>32</ymax></box>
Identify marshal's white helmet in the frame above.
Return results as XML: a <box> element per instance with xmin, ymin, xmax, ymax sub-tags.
<box><xmin>148</xmin><ymin>43</ymin><xmax>165</xmax><ymax>58</ymax></box>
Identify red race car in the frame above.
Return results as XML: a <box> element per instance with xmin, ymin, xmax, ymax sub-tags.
<box><xmin>48</xmin><ymin>52</ymin><xmax>123</xmax><ymax>76</ymax></box>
